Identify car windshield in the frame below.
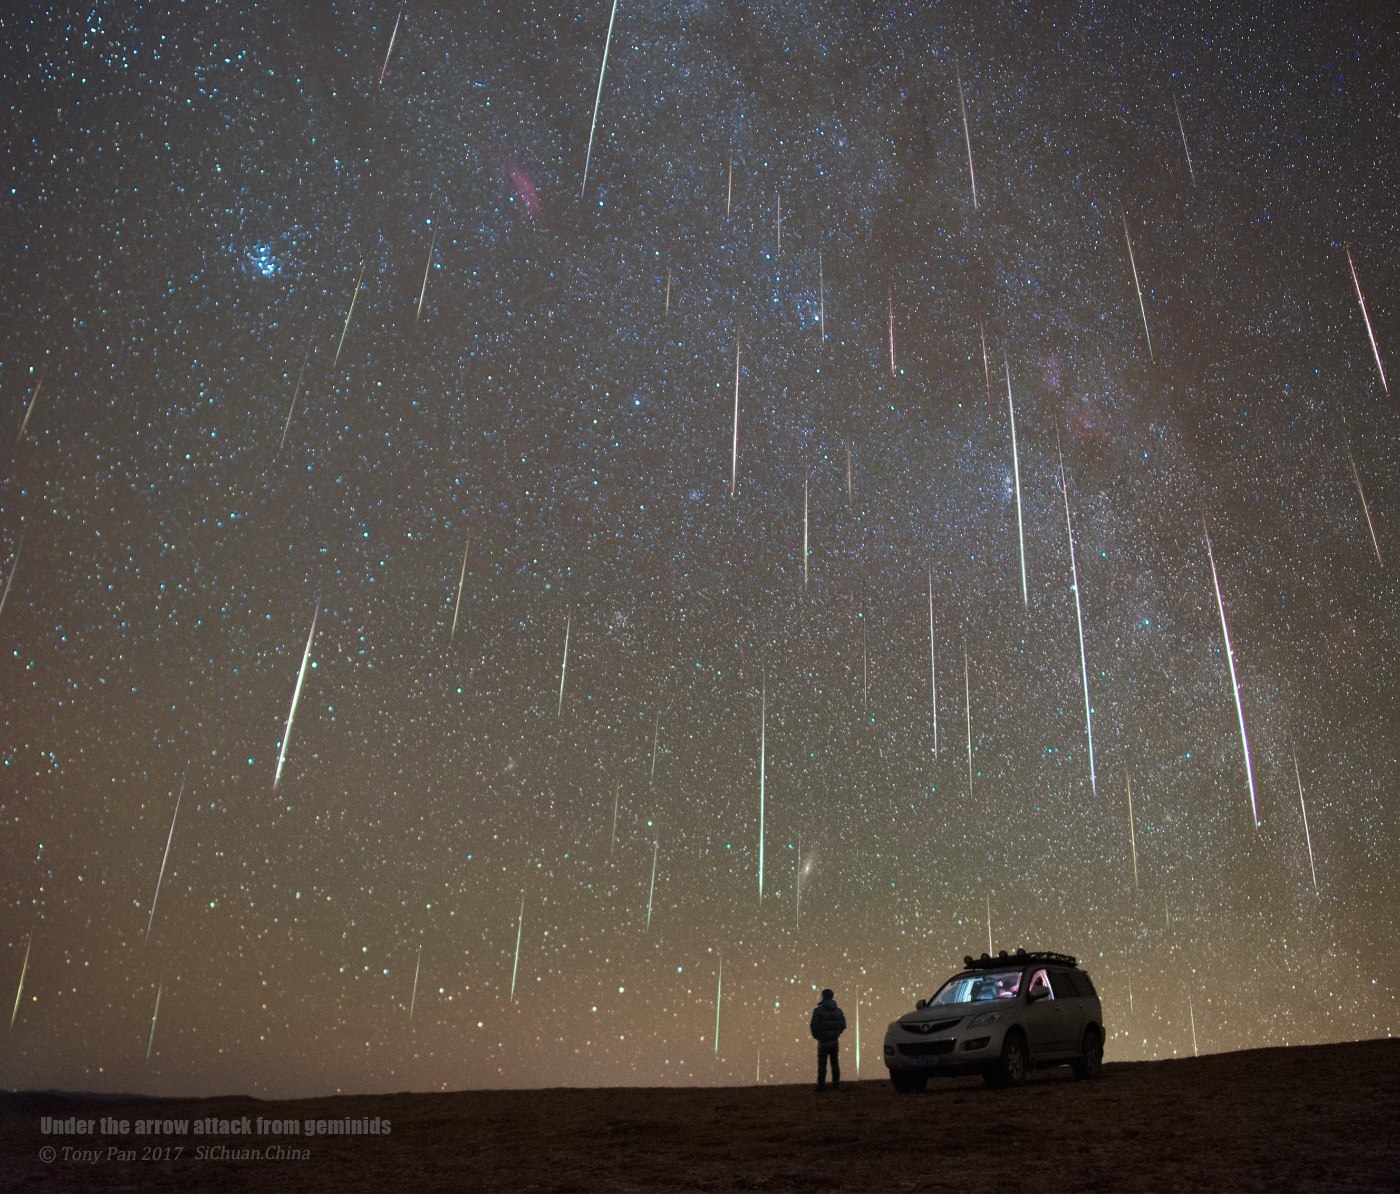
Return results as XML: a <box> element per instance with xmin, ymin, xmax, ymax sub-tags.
<box><xmin>929</xmin><ymin>969</ymin><xmax>1022</xmax><ymax>1006</ymax></box>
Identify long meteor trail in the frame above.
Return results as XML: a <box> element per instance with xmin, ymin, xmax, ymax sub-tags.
<box><xmin>1347</xmin><ymin>445</ymin><xmax>1384</xmax><ymax>567</ymax></box>
<box><xmin>273</xmin><ymin>600</ymin><xmax>319</xmax><ymax>794</ymax></box>
<box><xmin>1125</xmin><ymin>768</ymin><xmax>1139</xmax><ymax>887</ymax></box>
<box><xmin>1202</xmin><ymin>514</ymin><xmax>1259</xmax><ymax>830</ymax></box>
<box><xmin>333</xmin><ymin>260</ymin><xmax>366</xmax><ymax>367</ymax></box>
<box><xmin>557</xmin><ymin>611</ymin><xmax>571</xmax><ymax>717</ymax></box>
<box><xmin>450</xmin><ymin>535</ymin><xmax>471</xmax><ymax>644</ymax></box>
<box><xmin>1059</xmin><ymin>439</ymin><xmax>1096</xmax><ymax>794</ymax></box>
<box><xmin>1293</xmin><ymin>750</ymin><xmax>1318</xmax><ymax>891</ymax></box>
<box><xmin>0</xmin><ymin>534</ymin><xmax>23</xmax><ymax>622</ymax></box>
<box><xmin>1123</xmin><ymin>213</ymin><xmax>1154</xmax><ymax>362</ymax></box>
<box><xmin>1346</xmin><ymin>246</ymin><xmax>1388</xmax><ymax>395</ymax></box>
<box><xmin>146</xmin><ymin>971</ymin><xmax>164</xmax><ymax>1063</ymax></box>
<box><xmin>956</xmin><ymin>64</ymin><xmax>978</xmax><ymax>209</ymax></box>
<box><xmin>415</xmin><ymin>227</ymin><xmax>438</xmax><ymax>324</ymax></box>
<box><xmin>1173</xmin><ymin>94</ymin><xmax>1196</xmax><ymax>185</ymax></box>
<box><xmin>9</xmin><ymin>936</ymin><xmax>30</xmax><ymax>1030</ymax></box>
<box><xmin>145</xmin><ymin>771</ymin><xmax>186</xmax><ymax>943</ymax></box>
<box><xmin>580</xmin><ymin>0</ymin><xmax>620</xmax><ymax>201</ymax></box>
<box><xmin>1005</xmin><ymin>360</ymin><xmax>1028</xmax><ymax>606</ymax></box>
<box><xmin>377</xmin><ymin>9</ymin><xmax>401</xmax><ymax>87</ymax></box>
<box><xmin>964</xmin><ymin>647</ymin><xmax>974</xmax><ymax>799</ymax></box>
<box><xmin>927</xmin><ymin>564</ymin><xmax>938</xmax><ymax>756</ymax></box>
<box><xmin>510</xmin><ymin>891</ymin><xmax>525</xmax><ymax>1002</ymax></box>
<box><xmin>278</xmin><ymin>350</ymin><xmax>310</xmax><ymax>456</ymax></box>
<box><xmin>647</xmin><ymin>836</ymin><xmax>658</xmax><ymax>929</ymax></box>
<box><xmin>758</xmin><ymin>675</ymin><xmax>766</xmax><ymax>903</ymax></box>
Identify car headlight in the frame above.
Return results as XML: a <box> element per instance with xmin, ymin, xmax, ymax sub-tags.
<box><xmin>968</xmin><ymin>1011</ymin><xmax>1002</xmax><ymax>1027</ymax></box>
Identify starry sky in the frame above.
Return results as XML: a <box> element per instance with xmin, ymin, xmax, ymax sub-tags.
<box><xmin>1</xmin><ymin>1</ymin><xmax>1396</xmax><ymax>1097</ymax></box>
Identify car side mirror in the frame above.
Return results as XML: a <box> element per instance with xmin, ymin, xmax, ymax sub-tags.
<box><xmin>1027</xmin><ymin>986</ymin><xmax>1048</xmax><ymax>1004</ymax></box>
<box><xmin>915</xmin><ymin>999</ymin><xmax>927</xmax><ymax>1010</ymax></box>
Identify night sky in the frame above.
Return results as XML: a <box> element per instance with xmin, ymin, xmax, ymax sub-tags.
<box><xmin>1</xmin><ymin>1</ymin><xmax>1396</xmax><ymax>1098</ymax></box>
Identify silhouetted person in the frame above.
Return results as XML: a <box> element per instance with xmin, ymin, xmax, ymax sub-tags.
<box><xmin>809</xmin><ymin>988</ymin><xmax>846</xmax><ymax>1092</ymax></box>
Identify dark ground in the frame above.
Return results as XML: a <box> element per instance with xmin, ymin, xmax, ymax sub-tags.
<box><xmin>3</xmin><ymin>1038</ymin><xmax>1398</xmax><ymax>1192</ymax></box>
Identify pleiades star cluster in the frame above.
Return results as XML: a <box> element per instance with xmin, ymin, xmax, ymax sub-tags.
<box><xmin>0</xmin><ymin>2</ymin><xmax>1395</xmax><ymax>1097</ymax></box>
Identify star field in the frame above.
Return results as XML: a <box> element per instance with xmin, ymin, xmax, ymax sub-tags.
<box><xmin>0</xmin><ymin>2</ymin><xmax>1396</xmax><ymax>1096</ymax></box>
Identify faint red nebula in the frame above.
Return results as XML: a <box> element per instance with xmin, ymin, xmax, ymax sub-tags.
<box><xmin>495</xmin><ymin>152</ymin><xmax>541</xmax><ymax>219</ymax></box>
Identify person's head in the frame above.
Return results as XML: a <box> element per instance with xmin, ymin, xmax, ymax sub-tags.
<box><xmin>822</xmin><ymin>988</ymin><xmax>834</xmax><ymax>1001</ymax></box>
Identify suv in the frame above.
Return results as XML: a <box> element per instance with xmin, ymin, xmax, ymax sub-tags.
<box><xmin>883</xmin><ymin>949</ymin><xmax>1104</xmax><ymax>1091</ymax></box>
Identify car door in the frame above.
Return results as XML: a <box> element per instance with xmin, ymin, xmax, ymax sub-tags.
<box><xmin>1051</xmin><ymin>968</ymin><xmax>1087</xmax><ymax>1052</ymax></box>
<box><xmin>1020</xmin><ymin>967</ymin><xmax>1067</xmax><ymax>1056</ymax></box>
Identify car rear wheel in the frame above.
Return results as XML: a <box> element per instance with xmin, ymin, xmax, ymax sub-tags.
<box><xmin>889</xmin><ymin>1070</ymin><xmax>928</xmax><ymax>1093</ymax></box>
<box><xmin>1072</xmin><ymin>1026</ymin><xmax>1103</xmax><ymax>1080</ymax></box>
<box><xmin>984</xmin><ymin>1031</ymin><xmax>1028</xmax><ymax>1088</ymax></box>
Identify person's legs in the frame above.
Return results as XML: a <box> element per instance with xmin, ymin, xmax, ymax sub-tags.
<box><xmin>830</xmin><ymin>1045</ymin><xmax>841</xmax><ymax>1088</ymax></box>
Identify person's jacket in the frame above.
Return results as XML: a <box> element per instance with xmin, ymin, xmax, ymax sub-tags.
<box><xmin>810</xmin><ymin>998</ymin><xmax>846</xmax><ymax>1045</ymax></box>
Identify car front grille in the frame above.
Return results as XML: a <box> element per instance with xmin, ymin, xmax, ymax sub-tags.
<box><xmin>898</xmin><ymin>1039</ymin><xmax>956</xmax><ymax>1057</ymax></box>
<box><xmin>905</xmin><ymin>1018</ymin><xmax>962</xmax><ymax>1035</ymax></box>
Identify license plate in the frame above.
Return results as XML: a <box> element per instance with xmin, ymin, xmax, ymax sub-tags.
<box><xmin>913</xmin><ymin>1055</ymin><xmax>941</xmax><ymax>1067</ymax></box>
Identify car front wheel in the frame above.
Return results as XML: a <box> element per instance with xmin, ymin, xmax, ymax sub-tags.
<box><xmin>985</xmin><ymin>1031</ymin><xmax>1028</xmax><ymax>1088</ymax></box>
<box><xmin>1072</xmin><ymin>1026</ymin><xmax>1103</xmax><ymax>1080</ymax></box>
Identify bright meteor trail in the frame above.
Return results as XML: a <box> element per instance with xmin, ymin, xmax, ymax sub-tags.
<box><xmin>1293</xmin><ymin>750</ymin><xmax>1319</xmax><ymax>892</ymax></box>
<box><xmin>1346</xmin><ymin>246</ymin><xmax>1389</xmax><ymax>395</ymax></box>
<box><xmin>273</xmin><ymin>600</ymin><xmax>319</xmax><ymax>794</ymax></box>
<box><xmin>1202</xmin><ymin>514</ymin><xmax>1259</xmax><ymax>831</ymax></box>
<box><xmin>758</xmin><ymin>674</ymin><xmax>766</xmax><ymax>904</ymax></box>
<box><xmin>9</xmin><ymin>936</ymin><xmax>30</xmax><ymax>1030</ymax></box>
<box><xmin>1123</xmin><ymin>212</ymin><xmax>1154</xmax><ymax>363</ymax></box>
<box><xmin>333</xmin><ymin>260</ymin><xmax>366</xmax><ymax>368</ymax></box>
<box><xmin>1059</xmin><ymin>438</ymin><xmax>1096</xmax><ymax>795</ymax></box>
<box><xmin>557</xmin><ymin>610</ymin><xmax>571</xmax><ymax>717</ymax></box>
<box><xmin>956</xmin><ymin>64</ymin><xmax>978</xmax><ymax>210</ymax></box>
<box><xmin>144</xmin><ymin>771</ymin><xmax>185</xmax><ymax>943</ymax></box>
<box><xmin>579</xmin><ymin>0</ymin><xmax>620</xmax><ymax>202</ymax></box>
<box><xmin>1005</xmin><ymin>359</ymin><xmax>1027</xmax><ymax>607</ymax></box>
<box><xmin>730</xmin><ymin>330</ymin><xmax>741</xmax><ymax>496</ymax></box>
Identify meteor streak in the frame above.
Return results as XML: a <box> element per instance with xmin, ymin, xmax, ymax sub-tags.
<box><xmin>145</xmin><ymin>771</ymin><xmax>185</xmax><ymax>943</ymax></box>
<box><xmin>726</xmin><ymin>156</ymin><xmax>733</xmax><ymax>216</ymax></box>
<box><xmin>16</xmin><ymin>372</ymin><xmax>42</xmax><ymax>442</ymax></box>
<box><xmin>985</xmin><ymin>891</ymin><xmax>993</xmax><ymax>955</ymax></box>
<box><xmin>862</xmin><ymin>623</ymin><xmax>869</xmax><ymax>716</ymax></box>
<box><xmin>927</xmin><ymin>563</ymin><xmax>938</xmax><ymax>755</ymax></box>
<box><xmin>965</xmin><ymin>648</ymin><xmax>974</xmax><ymax>799</ymax></box>
<box><xmin>730</xmin><ymin>331</ymin><xmax>741</xmax><ymax>496</ymax></box>
<box><xmin>1202</xmin><ymin>514</ymin><xmax>1259</xmax><ymax>830</ymax></box>
<box><xmin>1173</xmin><ymin>94</ymin><xmax>1195</xmax><ymax>185</ymax></box>
<box><xmin>450</xmin><ymin>535</ymin><xmax>470</xmax><ymax>644</ymax></box>
<box><xmin>888</xmin><ymin>280</ymin><xmax>897</xmax><ymax>376</ymax></box>
<box><xmin>1123</xmin><ymin>213</ymin><xmax>1154</xmax><ymax>362</ymax></box>
<box><xmin>510</xmin><ymin>891</ymin><xmax>524</xmax><ymax>1002</ymax></box>
<box><xmin>646</xmin><ymin>835</ymin><xmax>658</xmax><ymax>929</ymax></box>
<box><xmin>956</xmin><ymin>64</ymin><xmax>978</xmax><ymax>209</ymax></box>
<box><xmin>278</xmin><ymin>350</ymin><xmax>310</xmax><ymax>456</ymax></box>
<box><xmin>979</xmin><ymin>320</ymin><xmax>992</xmax><ymax>410</ymax></box>
<box><xmin>333</xmin><ymin>260</ymin><xmax>366</xmax><ymax>367</ymax></box>
<box><xmin>0</xmin><ymin>534</ymin><xmax>22</xmax><ymax>622</ymax></box>
<box><xmin>580</xmin><ymin>0</ymin><xmax>620</xmax><ymax>201</ymax></box>
<box><xmin>1059</xmin><ymin>438</ymin><xmax>1097</xmax><ymax>794</ymax></box>
<box><xmin>664</xmin><ymin>268</ymin><xmax>671</xmax><ymax>317</ymax></box>
<box><xmin>146</xmin><ymin>971</ymin><xmax>164</xmax><ymax>1062</ymax></box>
<box><xmin>1005</xmin><ymin>360</ymin><xmax>1028</xmax><ymax>607</ymax></box>
<box><xmin>377</xmin><ymin>9</ymin><xmax>401</xmax><ymax>87</ymax></box>
<box><xmin>1188</xmin><ymin>993</ymin><xmax>1198</xmax><ymax>1057</ymax></box>
<box><xmin>409</xmin><ymin>945</ymin><xmax>421</xmax><ymax>1020</ymax></box>
<box><xmin>714</xmin><ymin>951</ymin><xmax>723</xmax><ymax>1055</ymax></box>
<box><xmin>415</xmin><ymin>227</ymin><xmax>437</xmax><ymax>324</ymax></box>
<box><xmin>9</xmin><ymin>935</ymin><xmax>30</xmax><ymax>1030</ymax></box>
<box><xmin>274</xmin><ymin>600</ymin><xmax>319</xmax><ymax>794</ymax></box>
<box><xmin>1346</xmin><ymin>246</ymin><xmax>1388</xmax><ymax>394</ymax></box>
<box><xmin>758</xmin><ymin>675</ymin><xmax>766</xmax><ymax>903</ymax></box>
<box><xmin>1293</xmin><ymin>750</ymin><xmax>1318</xmax><ymax>891</ymax></box>
<box><xmin>1125</xmin><ymin>768</ymin><xmax>1139</xmax><ymax>887</ymax></box>
<box><xmin>1347</xmin><ymin>445</ymin><xmax>1383</xmax><ymax>567</ymax></box>
<box><xmin>609</xmin><ymin>780</ymin><xmax>620</xmax><ymax>857</ymax></box>
<box><xmin>557</xmin><ymin>610</ymin><xmax>571</xmax><ymax>717</ymax></box>
<box><xmin>802</xmin><ymin>469</ymin><xmax>809</xmax><ymax>589</ymax></box>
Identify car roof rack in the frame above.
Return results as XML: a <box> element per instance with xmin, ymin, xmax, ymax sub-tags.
<box><xmin>962</xmin><ymin>948</ymin><xmax>1079</xmax><ymax>971</ymax></box>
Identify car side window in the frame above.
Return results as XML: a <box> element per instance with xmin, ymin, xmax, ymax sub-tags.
<box><xmin>1028</xmin><ymin>968</ymin><xmax>1053</xmax><ymax>999</ymax></box>
<box><xmin>1052</xmin><ymin>969</ymin><xmax>1077</xmax><ymax>997</ymax></box>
